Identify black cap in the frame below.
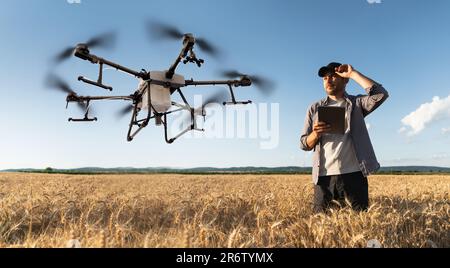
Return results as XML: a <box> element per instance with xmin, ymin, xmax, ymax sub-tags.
<box><xmin>318</xmin><ymin>62</ymin><xmax>342</xmax><ymax>77</ymax></box>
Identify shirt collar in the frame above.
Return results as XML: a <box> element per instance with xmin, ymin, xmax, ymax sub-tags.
<box><xmin>320</xmin><ymin>91</ymin><xmax>351</xmax><ymax>106</ymax></box>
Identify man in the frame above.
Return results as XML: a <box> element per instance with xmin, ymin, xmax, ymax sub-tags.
<box><xmin>300</xmin><ymin>62</ymin><xmax>389</xmax><ymax>213</ymax></box>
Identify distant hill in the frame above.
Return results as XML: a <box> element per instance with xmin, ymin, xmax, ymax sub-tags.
<box><xmin>2</xmin><ymin>166</ymin><xmax>450</xmax><ymax>174</ymax></box>
<box><xmin>379</xmin><ymin>166</ymin><xmax>450</xmax><ymax>173</ymax></box>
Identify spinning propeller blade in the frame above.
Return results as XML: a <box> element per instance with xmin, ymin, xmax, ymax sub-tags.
<box><xmin>85</xmin><ymin>31</ymin><xmax>116</xmax><ymax>49</ymax></box>
<box><xmin>45</xmin><ymin>74</ymin><xmax>87</xmax><ymax>111</ymax></box>
<box><xmin>45</xmin><ymin>74</ymin><xmax>76</xmax><ymax>95</ymax></box>
<box><xmin>55</xmin><ymin>47</ymin><xmax>76</xmax><ymax>64</ymax></box>
<box><xmin>195</xmin><ymin>38</ymin><xmax>220</xmax><ymax>58</ymax></box>
<box><xmin>147</xmin><ymin>20</ymin><xmax>221</xmax><ymax>57</ymax></box>
<box><xmin>220</xmin><ymin>69</ymin><xmax>275</xmax><ymax>96</ymax></box>
<box><xmin>202</xmin><ymin>90</ymin><xmax>228</xmax><ymax>109</ymax></box>
<box><xmin>116</xmin><ymin>104</ymin><xmax>134</xmax><ymax>119</ymax></box>
<box><xmin>148</xmin><ymin>20</ymin><xmax>184</xmax><ymax>40</ymax></box>
<box><xmin>53</xmin><ymin>31</ymin><xmax>116</xmax><ymax>64</ymax></box>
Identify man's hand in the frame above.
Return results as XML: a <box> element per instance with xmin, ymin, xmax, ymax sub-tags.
<box><xmin>335</xmin><ymin>64</ymin><xmax>354</xmax><ymax>79</ymax></box>
<box><xmin>313</xmin><ymin>121</ymin><xmax>332</xmax><ymax>137</ymax></box>
<box><xmin>306</xmin><ymin>121</ymin><xmax>331</xmax><ymax>149</ymax></box>
<box><xmin>336</xmin><ymin>64</ymin><xmax>376</xmax><ymax>89</ymax></box>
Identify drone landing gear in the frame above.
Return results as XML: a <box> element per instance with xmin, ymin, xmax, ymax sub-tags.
<box><xmin>163</xmin><ymin>114</ymin><xmax>204</xmax><ymax>144</ymax></box>
<box><xmin>224</xmin><ymin>84</ymin><xmax>252</xmax><ymax>106</ymax></box>
<box><xmin>68</xmin><ymin>100</ymin><xmax>97</xmax><ymax>122</ymax></box>
<box><xmin>224</xmin><ymin>100</ymin><xmax>252</xmax><ymax>105</ymax></box>
<box><xmin>78</xmin><ymin>62</ymin><xmax>113</xmax><ymax>91</ymax></box>
<box><xmin>126</xmin><ymin>105</ymin><xmax>151</xmax><ymax>142</ymax></box>
<box><xmin>126</xmin><ymin>84</ymin><xmax>153</xmax><ymax>142</ymax></box>
<box><xmin>69</xmin><ymin>117</ymin><xmax>97</xmax><ymax>122</ymax></box>
<box><xmin>78</xmin><ymin>76</ymin><xmax>112</xmax><ymax>91</ymax></box>
<box><xmin>160</xmin><ymin>89</ymin><xmax>205</xmax><ymax>144</ymax></box>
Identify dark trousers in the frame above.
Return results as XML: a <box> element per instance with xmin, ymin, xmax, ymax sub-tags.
<box><xmin>313</xmin><ymin>171</ymin><xmax>369</xmax><ymax>213</ymax></box>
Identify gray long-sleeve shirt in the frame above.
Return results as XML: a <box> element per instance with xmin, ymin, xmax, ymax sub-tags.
<box><xmin>300</xmin><ymin>83</ymin><xmax>389</xmax><ymax>184</ymax></box>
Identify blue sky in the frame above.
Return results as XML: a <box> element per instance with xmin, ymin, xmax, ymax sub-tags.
<box><xmin>0</xmin><ymin>0</ymin><xmax>449</xmax><ymax>169</ymax></box>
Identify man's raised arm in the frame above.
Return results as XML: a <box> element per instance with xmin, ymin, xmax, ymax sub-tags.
<box><xmin>336</xmin><ymin>64</ymin><xmax>389</xmax><ymax>117</ymax></box>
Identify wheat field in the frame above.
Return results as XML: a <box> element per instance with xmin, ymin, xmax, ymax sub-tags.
<box><xmin>0</xmin><ymin>173</ymin><xmax>448</xmax><ymax>248</ymax></box>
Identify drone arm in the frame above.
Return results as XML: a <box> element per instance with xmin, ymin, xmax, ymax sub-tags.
<box><xmin>166</xmin><ymin>41</ymin><xmax>194</xmax><ymax>79</ymax></box>
<box><xmin>184</xmin><ymin>77</ymin><xmax>252</xmax><ymax>87</ymax></box>
<box><xmin>92</xmin><ymin>56</ymin><xmax>147</xmax><ymax>79</ymax></box>
<box><xmin>184</xmin><ymin>79</ymin><xmax>253</xmax><ymax>105</ymax></box>
<box><xmin>69</xmin><ymin>95</ymin><xmax>134</xmax><ymax>102</ymax></box>
<box><xmin>184</xmin><ymin>79</ymin><xmax>239</xmax><ymax>87</ymax></box>
<box><xmin>74</xmin><ymin>48</ymin><xmax>148</xmax><ymax>79</ymax></box>
<box><xmin>166</xmin><ymin>56</ymin><xmax>183</xmax><ymax>80</ymax></box>
<box><xmin>99</xmin><ymin>57</ymin><xmax>146</xmax><ymax>79</ymax></box>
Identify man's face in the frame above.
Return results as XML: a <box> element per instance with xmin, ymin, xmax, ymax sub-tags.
<box><xmin>322</xmin><ymin>73</ymin><xmax>347</xmax><ymax>96</ymax></box>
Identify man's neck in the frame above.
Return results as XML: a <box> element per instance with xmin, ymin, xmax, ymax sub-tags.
<box><xmin>328</xmin><ymin>93</ymin><xmax>345</xmax><ymax>101</ymax></box>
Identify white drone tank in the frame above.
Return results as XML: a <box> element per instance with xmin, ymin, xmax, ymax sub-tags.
<box><xmin>138</xmin><ymin>71</ymin><xmax>185</xmax><ymax>113</ymax></box>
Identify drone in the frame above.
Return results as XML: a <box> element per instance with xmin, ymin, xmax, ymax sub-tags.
<box><xmin>48</xmin><ymin>22</ymin><xmax>274</xmax><ymax>144</ymax></box>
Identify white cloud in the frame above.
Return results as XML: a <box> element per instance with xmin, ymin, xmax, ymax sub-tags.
<box><xmin>442</xmin><ymin>127</ymin><xmax>450</xmax><ymax>135</ymax></box>
<box><xmin>400</xmin><ymin>95</ymin><xmax>450</xmax><ymax>136</ymax></box>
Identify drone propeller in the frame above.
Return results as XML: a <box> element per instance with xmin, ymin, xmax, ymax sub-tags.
<box><xmin>45</xmin><ymin>74</ymin><xmax>87</xmax><ymax>111</ymax></box>
<box><xmin>147</xmin><ymin>20</ymin><xmax>221</xmax><ymax>57</ymax></box>
<box><xmin>181</xmin><ymin>90</ymin><xmax>228</xmax><ymax>126</ymax></box>
<box><xmin>220</xmin><ymin>70</ymin><xmax>275</xmax><ymax>96</ymax></box>
<box><xmin>148</xmin><ymin>21</ymin><xmax>184</xmax><ymax>40</ymax></box>
<box><xmin>201</xmin><ymin>90</ymin><xmax>228</xmax><ymax>110</ymax></box>
<box><xmin>116</xmin><ymin>103</ymin><xmax>134</xmax><ymax>119</ymax></box>
<box><xmin>46</xmin><ymin>74</ymin><xmax>76</xmax><ymax>94</ymax></box>
<box><xmin>195</xmin><ymin>38</ymin><xmax>219</xmax><ymax>57</ymax></box>
<box><xmin>54</xmin><ymin>31</ymin><xmax>117</xmax><ymax>64</ymax></box>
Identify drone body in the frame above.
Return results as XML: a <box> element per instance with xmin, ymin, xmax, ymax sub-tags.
<box><xmin>49</xmin><ymin>22</ymin><xmax>273</xmax><ymax>143</ymax></box>
<box><xmin>139</xmin><ymin>71</ymin><xmax>184</xmax><ymax>114</ymax></box>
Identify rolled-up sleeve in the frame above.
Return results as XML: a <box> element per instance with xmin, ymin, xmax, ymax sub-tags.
<box><xmin>358</xmin><ymin>83</ymin><xmax>389</xmax><ymax>117</ymax></box>
<box><xmin>300</xmin><ymin>104</ymin><xmax>314</xmax><ymax>151</ymax></box>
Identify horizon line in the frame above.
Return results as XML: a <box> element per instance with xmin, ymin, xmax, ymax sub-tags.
<box><xmin>2</xmin><ymin>165</ymin><xmax>450</xmax><ymax>171</ymax></box>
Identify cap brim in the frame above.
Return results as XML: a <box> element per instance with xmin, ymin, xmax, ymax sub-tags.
<box><xmin>318</xmin><ymin>67</ymin><xmax>334</xmax><ymax>77</ymax></box>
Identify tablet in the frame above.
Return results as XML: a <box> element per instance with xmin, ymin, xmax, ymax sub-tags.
<box><xmin>318</xmin><ymin>106</ymin><xmax>346</xmax><ymax>135</ymax></box>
